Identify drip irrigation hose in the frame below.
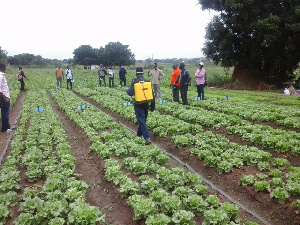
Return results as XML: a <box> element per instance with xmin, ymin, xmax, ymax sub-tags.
<box><xmin>118</xmin><ymin>120</ymin><xmax>269</xmax><ymax>225</ymax></box>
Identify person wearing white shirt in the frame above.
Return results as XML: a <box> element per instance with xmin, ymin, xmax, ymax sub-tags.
<box><xmin>65</xmin><ymin>66</ymin><xmax>74</xmax><ymax>90</ymax></box>
<box><xmin>108</xmin><ymin>68</ymin><xmax>114</xmax><ymax>88</ymax></box>
<box><xmin>0</xmin><ymin>62</ymin><xmax>13</xmax><ymax>133</ymax></box>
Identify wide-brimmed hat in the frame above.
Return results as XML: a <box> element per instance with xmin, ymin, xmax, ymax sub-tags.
<box><xmin>199</xmin><ymin>62</ymin><xmax>204</xmax><ymax>66</ymax></box>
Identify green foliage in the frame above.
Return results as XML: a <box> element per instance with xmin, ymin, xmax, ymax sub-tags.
<box><xmin>270</xmin><ymin>188</ymin><xmax>290</xmax><ymax>204</ymax></box>
<box><xmin>199</xmin><ymin>0</ymin><xmax>299</xmax><ymax>85</ymax></box>
<box><xmin>127</xmin><ymin>195</ymin><xmax>157</xmax><ymax>220</ymax></box>
<box><xmin>145</xmin><ymin>213</ymin><xmax>171</xmax><ymax>225</ymax></box>
<box><xmin>239</xmin><ymin>175</ymin><xmax>256</xmax><ymax>186</ymax></box>
<box><xmin>254</xmin><ymin>181</ymin><xmax>271</xmax><ymax>192</ymax></box>
<box><xmin>171</xmin><ymin>210</ymin><xmax>195</xmax><ymax>225</ymax></box>
<box><xmin>73</xmin><ymin>42</ymin><xmax>135</xmax><ymax>66</ymax></box>
<box><xmin>292</xmin><ymin>199</ymin><xmax>300</xmax><ymax>209</ymax></box>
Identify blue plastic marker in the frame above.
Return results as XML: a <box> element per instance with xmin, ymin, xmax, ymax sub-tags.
<box><xmin>34</xmin><ymin>87</ymin><xmax>38</xmax><ymax>90</ymax></box>
<box><xmin>123</xmin><ymin>102</ymin><xmax>131</xmax><ymax>106</ymax></box>
<box><xmin>159</xmin><ymin>99</ymin><xmax>166</xmax><ymax>104</ymax></box>
<box><xmin>77</xmin><ymin>105</ymin><xmax>85</xmax><ymax>110</ymax></box>
<box><xmin>225</xmin><ymin>95</ymin><xmax>230</xmax><ymax>100</ymax></box>
<box><xmin>56</xmin><ymin>86</ymin><xmax>60</xmax><ymax>89</ymax></box>
<box><xmin>35</xmin><ymin>106</ymin><xmax>44</xmax><ymax>112</ymax></box>
<box><xmin>97</xmin><ymin>84</ymin><xmax>101</xmax><ymax>87</ymax></box>
<box><xmin>77</xmin><ymin>85</ymin><xmax>82</xmax><ymax>88</ymax></box>
<box><xmin>9</xmin><ymin>87</ymin><xmax>13</xmax><ymax>90</ymax></box>
<box><xmin>194</xmin><ymin>97</ymin><xmax>201</xmax><ymax>101</ymax></box>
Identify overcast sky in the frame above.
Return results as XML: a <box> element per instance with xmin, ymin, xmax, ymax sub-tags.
<box><xmin>1</xmin><ymin>0</ymin><xmax>216</xmax><ymax>60</ymax></box>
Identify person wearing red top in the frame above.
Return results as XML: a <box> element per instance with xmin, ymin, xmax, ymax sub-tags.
<box><xmin>170</xmin><ymin>63</ymin><xmax>180</xmax><ymax>102</ymax></box>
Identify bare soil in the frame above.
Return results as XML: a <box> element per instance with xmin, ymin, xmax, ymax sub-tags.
<box><xmin>0</xmin><ymin>91</ymin><xmax>299</xmax><ymax>225</ymax></box>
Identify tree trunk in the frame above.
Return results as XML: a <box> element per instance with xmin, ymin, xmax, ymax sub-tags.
<box><xmin>229</xmin><ymin>65</ymin><xmax>266</xmax><ymax>90</ymax></box>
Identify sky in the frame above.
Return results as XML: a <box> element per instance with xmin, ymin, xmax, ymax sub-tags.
<box><xmin>1</xmin><ymin>0</ymin><xmax>216</xmax><ymax>60</ymax></box>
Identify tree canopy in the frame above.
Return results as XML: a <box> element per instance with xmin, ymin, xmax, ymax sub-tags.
<box><xmin>73</xmin><ymin>42</ymin><xmax>135</xmax><ymax>67</ymax></box>
<box><xmin>199</xmin><ymin>0</ymin><xmax>300</xmax><ymax>86</ymax></box>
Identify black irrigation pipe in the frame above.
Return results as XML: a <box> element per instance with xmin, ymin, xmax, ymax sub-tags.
<box><xmin>117</xmin><ymin>121</ymin><xmax>269</xmax><ymax>225</ymax></box>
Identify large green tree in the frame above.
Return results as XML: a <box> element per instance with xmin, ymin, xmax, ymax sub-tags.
<box><xmin>199</xmin><ymin>0</ymin><xmax>300</xmax><ymax>86</ymax></box>
<box><xmin>103</xmin><ymin>42</ymin><xmax>135</xmax><ymax>67</ymax></box>
<box><xmin>73</xmin><ymin>45</ymin><xmax>98</xmax><ymax>65</ymax></box>
<box><xmin>73</xmin><ymin>42</ymin><xmax>135</xmax><ymax>67</ymax></box>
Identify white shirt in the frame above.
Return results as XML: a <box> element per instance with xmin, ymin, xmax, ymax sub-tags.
<box><xmin>0</xmin><ymin>72</ymin><xmax>10</xmax><ymax>99</ymax></box>
<box><xmin>65</xmin><ymin>69</ymin><xmax>73</xmax><ymax>79</ymax></box>
<box><xmin>108</xmin><ymin>69</ymin><xmax>114</xmax><ymax>78</ymax></box>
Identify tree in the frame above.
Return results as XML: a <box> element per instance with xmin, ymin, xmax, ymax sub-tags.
<box><xmin>73</xmin><ymin>45</ymin><xmax>98</xmax><ymax>65</ymax></box>
<box><xmin>0</xmin><ymin>47</ymin><xmax>8</xmax><ymax>62</ymax></box>
<box><xmin>104</xmin><ymin>42</ymin><xmax>135</xmax><ymax>67</ymax></box>
<box><xmin>199</xmin><ymin>0</ymin><xmax>300</xmax><ymax>86</ymax></box>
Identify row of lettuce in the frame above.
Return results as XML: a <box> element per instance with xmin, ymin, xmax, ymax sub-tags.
<box><xmin>74</xmin><ymin>87</ymin><xmax>300</xmax><ymax>210</ymax></box>
<box><xmin>49</xmin><ymin>89</ymin><xmax>259</xmax><ymax>224</ymax></box>
<box><xmin>0</xmin><ymin>90</ymin><xmax>105</xmax><ymax>224</ymax></box>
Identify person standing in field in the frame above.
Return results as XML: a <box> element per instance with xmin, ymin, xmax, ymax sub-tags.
<box><xmin>119</xmin><ymin>66</ymin><xmax>127</xmax><ymax>87</ymax></box>
<box><xmin>17</xmin><ymin>66</ymin><xmax>28</xmax><ymax>91</ymax></box>
<box><xmin>55</xmin><ymin>66</ymin><xmax>64</xmax><ymax>88</ymax></box>
<box><xmin>148</xmin><ymin>62</ymin><xmax>165</xmax><ymax>99</ymax></box>
<box><xmin>170</xmin><ymin>63</ymin><xmax>181</xmax><ymax>102</ymax></box>
<box><xmin>65</xmin><ymin>66</ymin><xmax>74</xmax><ymax>90</ymax></box>
<box><xmin>179</xmin><ymin>62</ymin><xmax>191</xmax><ymax>105</ymax></box>
<box><xmin>98</xmin><ymin>64</ymin><xmax>107</xmax><ymax>87</ymax></box>
<box><xmin>126</xmin><ymin>67</ymin><xmax>155</xmax><ymax>145</ymax></box>
<box><xmin>195</xmin><ymin>62</ymin><xmax>206</xmax><ymax>100</ymax></box>
<box><xmin>108</xmin><ymin>67</ymin><xmax>115</xmax><ymax>88</ymax></box>
<box><xmin>0</xmin><ymin>62</ymin><xmax>13</xmax><ymax>133</ymax></box>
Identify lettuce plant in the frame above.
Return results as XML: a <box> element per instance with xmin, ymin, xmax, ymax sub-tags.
<box><xmin>160</xmin><ymin>195</ymin><xmax>182</xmax><ymax>213</ymax></box>
<box><xmin>254</xmin><ymin>181</ymin><xmax>271</xmax><ymax>192</ymax></box>
<box><xmin>0</xmin><ymin>203</ymin><xmax>12</xmax><ymax>224</ymax></box>
<box><xmin>239</xmin><ymin>175</ymin><xmax>256</xmax><ymax>186</ymax></box>
<box><xmin>145</xmin><ymin>213</ymin><xmax>171</xmax><ymax>225</ymax></box>
<box><xmin>270</xmin><ymin>188</ymin><xmax>290</xmax><ymax>204</ymax></box>
<box><xmin>127</xmin><ymin>195</ymin><xmax>157</xmax><ymax>220</ymax></box>
<box><xmin>172</xmin><ymin>210</ymin><xmax>195</xmax><ymax>225</ymax></box>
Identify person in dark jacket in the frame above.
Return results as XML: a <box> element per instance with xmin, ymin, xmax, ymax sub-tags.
<box><xmin>126</xmin><ymin>67</ymin><xmax>155</xmax><ymax>145</ymax></box>
<box><xmin>179</xmin><ymin>62</ymin><xmax>191</xmax><ymax>105</ymax></box>
<box><xmin>119</xmin><ymin>66</ymin><xmax>127</xmax><ymax>87</ymax></box>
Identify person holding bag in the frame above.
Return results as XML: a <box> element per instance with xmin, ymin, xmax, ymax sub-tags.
<box><xmin>17</xmin><ymin>67</ymin><xmax>28</xmax><ymax>91</ymax></box>
<box><xmin>65</xmin><ymin>66</ymin><xmax>74</xmax><ymax>90</ymax></box>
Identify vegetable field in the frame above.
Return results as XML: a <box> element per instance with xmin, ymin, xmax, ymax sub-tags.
<box><xmin>0</xmin><ymin>67</ymin><xmax>299</xmax><ymax>225</ymax></box>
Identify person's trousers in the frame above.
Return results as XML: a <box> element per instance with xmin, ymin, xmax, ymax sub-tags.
<box><xmin>197</xmin><ymin>84</ymin><xmax>205</xmax><ymax>100</ymax></box>
<box><xmin>180</xmin><ymin>85</ymin><xmax>188</xmax><ymax>105</ymax></box>
<box><xmin>1</xmin><ymin>99</ymin><xmax>10</xmax><ymax>132</ymax></box>
<box><xmin>109</xmin><ymin>77</ymin><xmax>114</xmax><ymax>87</ymax></box>
<box><xmin>120</xmin><ymin>77</ymin><xmax>126</xmax><ymax>87</ymax></box>
<box><xmin>67</xmin><ymin>79</ymin><xmax>73</xmax><ymax>90</ymax></box>
<box><xmin>172</xmin><ymin>86</ymin><xmax>180</xmax><ymax>102</ymax></box>
<box><xmin>57</xmin><ymin>77</ymin><xmax>62</xmax><ymax>87</ymax></box>
<box><xmin>19</xmin><ymin>79</ymin><xmax>25</xmax><ymax>91</ymax></box>
<box><xmin>153</xmin><ymin>84</ymin><xmax>161</xmax><ymax>98</ymax></box>
<box><xmin>99</xmin><ymin>76</ymin><xmax>106</xmax><ymax>87</ymax></box>
<box><xmin>134</xmin><ymin>104</ymin><xmax>150</xmax><ymax>139</ymax></box>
